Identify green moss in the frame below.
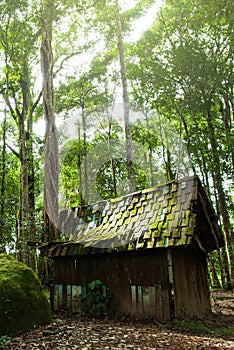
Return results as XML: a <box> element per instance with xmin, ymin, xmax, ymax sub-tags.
<box><xmin>0</xmin><ymin>254</ymin><xmax>52</xmax><ymax>336</ymax></box>
<box><xmin>171</xmin><ymin>319</ymin><xmax>211</xmax><ymax>334</ymax></box>
<box><xmin>170</xmin><ymin>318</ymin><xmax>233</xmax><ymax>336</ymax></box>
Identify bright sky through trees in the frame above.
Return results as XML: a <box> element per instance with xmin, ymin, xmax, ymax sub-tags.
<box><xmin>33</xmin><ymin>0</ymin><xmax>164</xmax><ymax>136</ymax></box>
<box><xmin>127</xmin><ymin>0</ymin><xmax>164</xmax><ymax>42</ymax></box>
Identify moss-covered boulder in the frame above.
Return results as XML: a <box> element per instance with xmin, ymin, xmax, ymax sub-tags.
<box><xmin>0</xmin><ymin>254</ymin><xmax>52</xmax><ymax>336</ymax></box>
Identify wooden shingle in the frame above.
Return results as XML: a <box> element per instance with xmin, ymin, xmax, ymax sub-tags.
<box><xmin>48</xmin><ymin>176</ymin><xmax>223</xmax><ymax>257</ymax></box>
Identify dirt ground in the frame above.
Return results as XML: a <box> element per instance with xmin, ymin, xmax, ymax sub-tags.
<box><xmin>3</xmin><ymin>290</ymin><xmax>234</xmax><ymax>350</ymax></box>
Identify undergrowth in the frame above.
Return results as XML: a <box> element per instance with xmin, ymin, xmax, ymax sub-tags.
<box><xmin>170</xmin><ymin>319</ymin><xmax>233</xmax><ymax>336</ymax></box>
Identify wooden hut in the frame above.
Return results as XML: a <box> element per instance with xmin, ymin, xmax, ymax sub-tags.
<box><xmin>46</xmin><ymin>176</ymin><xmax>223</xmax><ymax>320</ymax></box>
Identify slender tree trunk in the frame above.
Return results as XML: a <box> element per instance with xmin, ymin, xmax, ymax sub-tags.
<box><xmin>108</xmin><ymin>121</ymin><xmax>117</xmax><ymax>197</ymax></box>
<box><xmin>18</xmin><ymin>112</ymin><xmax>30</xmax><ymax>264</ymax></box>
<box><xmin>0</xmin><ymin>65</ymin><xmax>8</xmax><ymax>253</ymax></box>
<box><xmin>219</xmin><ymin>98</ymin><xmax>234</xmax><ymax>173</ymax></box>
<box><xmin>145</xmin><ymin>112</ymin><xmax>154</xmax><ymax>187</ymax></box>
<box><xmin>41</xmin><ymin>0</ymin><xmax>59</xmax><ymax>241</ymax></box>
<box><xmin>166</xmin><ymin>148</ymin><xmax>174</xmax><ymax>181</ymax></box>
<box><xmin>218</xmin><ymin>249</ymin><xmax>226</xmax><ymax>288</ymax></box>
<box><xmin>18</xmin><ymin>60</ymin><xmax>29</xmax><ymax>265</ymax></box>
<box><xmin>0</xmin><ymin>3</ymin><xmax>12</xmax><ymax>254</ymax></box>
<box><xmin>158</xmin><ymin>114</ymin><xmax>174</xmax><ymax>181</ymax></box>
<box><xmin>206</xmin><ymin>107</ymin><xmax>233</xmax><ymax>289</ymax></box>
<box><xmin>81</xmin><ymin>104</ymin><xmax>89</xmax><ymax>204</ymax></box>
<box><xmin>27</xmin><ymin>112</ymin><xmax>36</xmax><ymax>246</ymax></box>
<box><xmin>77</xmin><ymin>123</ymin><xmax>84</xmax><ymax>204</ymax></box>
<box><xmin>16</xmin><ymin>57</ymin><xmax>37</xmax><ymax>269</ymax></box>
<box><xmin>209</xmin><ymin>253</ymin><xmax>222</xmax><ymax>289</ymax></box>
<box><xmin>1</xmin><ymin>39</ymin><xmax>37</xmax><ymax>267</ymax></box>
<box><xmin>210</xmin><ymin>170</ymin><xmax>227</xmax><ymax>288</ymax></box>
<box><xmin>115</xmin><ymin>0</ymin><xmax>136</xmax><ymax>192</ymax></box>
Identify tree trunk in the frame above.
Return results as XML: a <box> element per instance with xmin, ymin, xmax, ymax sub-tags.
<box><xmin>16</xmin><ymin>57</ymin><xmax>36</xmax><ymax>269</ymax></box>
<box><xmin>18</xmin><ymin>113</ymin><xmax>30</xmax><ymax>265</ymax></box>
<box><xmin>81</xmin><ymin>103</ymin><xmax>89</xmax><ymax>204</ymax></box>
<box><xmin>158</xmin><ymin>115</ymin><xmax>174</xmax><ymax>181</ymax></box>
<box><xmin>218</xmin><ymin>249</ymin><xmax>226</xmax><ymax>288</ymax></box>
<box><xmin>115</xmin><ymin>0</ymin><xmax>136</xmax><ymax>193</ymax></box>
<box><xmin>219</xmin><ymin>98</ymin><xmax>234</xmax><ymax>174</ymax></box>
<box><xmin>0</xmin><ymin>66</ymin><xmax>8</xmax><ymax>254</ymax></box>
<box><xmin>145</xmin><ymin>111</ymin><xmax>154</xmax><ymax>187</ymax></box>
<box><xmin>41</xmin><ymin>0</ymin><xmax>59</xmax><ymax>241</ymax></box>
<box><xmin>209</xmin><ymin>253</ymin><xmax>221</xmax><ymax>289</ymax></box>
<box><xmin>206</xmin><ymin>108</ymin><xmax>233</xmax><ymax>289</ymax></box>
<box><xmin>27</xmin><ymin>111</ymin><xmax>36</xmax><ymax>247</ymax></box>
<box><xmin>108</xmin><ymin>121</ymin><xmax>117</xmax><ymax>197</ymax></box>
<box><xmin>77</xmin><ymin>123</ymin><xmax>84</xmax><ymax>204</ymax></box>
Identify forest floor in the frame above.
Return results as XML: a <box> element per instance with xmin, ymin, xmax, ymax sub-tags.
<box><xmin>3</xmin><ymin>290</ymin><xmax>234</xmax><ymax>350</ymax></box>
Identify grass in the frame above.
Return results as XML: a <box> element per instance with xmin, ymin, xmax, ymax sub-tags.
<box><xmin>171</xmin><ymin>319</ymin><xmax>212</xmax><ymax>334</ymax></box>
<box><xmin>169</xmin><ymin>319</ymin><xmax>233</xmax><ymax>336</ymax></box>
<box><xmin>0</xmin><ymin>335</ymin><xmax>11</xmax><ymax>347</ymax></box>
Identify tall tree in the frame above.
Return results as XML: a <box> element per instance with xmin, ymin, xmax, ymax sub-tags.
<box><xmin>41</xmin><ymin>0</ymin><xmax>59</xmax><ymax>241</ymax></box>
<box><xmin>91</xmin><ymin>0</ymin><xmax>158</xmax><ymax>192</ymax></box>
<box><xmin>129</xmin><ymin>0</ymin><xmax>234</xmax><ymax>287</ymax></box>
<box><xmin>56</xmin><ymin>68</ymin><xmax>113</xmax><ymax>204</ymax></box>
<box><xmin>0</xmin><ymin>42</ymin><xmax>9</xmax><ymax>254</ymax></box>
<box><xmin>0</xmin><ymin>0</ymin><xmax>41</xmax><ymax>267</ymax></box>
<box><xmin>115</xmin><ymin>0</ymin><xmax>136</xmax><ymax>192</ymax></box>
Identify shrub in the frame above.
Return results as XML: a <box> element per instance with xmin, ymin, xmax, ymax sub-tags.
<box><xmin>81</xmin><ymin>280</ymin><xmax>111</xmax><ymax>317</ymax></box>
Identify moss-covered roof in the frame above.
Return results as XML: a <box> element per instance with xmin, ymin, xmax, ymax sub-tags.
<box><xmin>48</xmin><ymin>176</ymin><xmax>223</xmax><ymax>257</ymax></box>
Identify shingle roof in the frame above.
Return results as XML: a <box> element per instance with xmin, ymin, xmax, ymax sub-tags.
<box><xmin>48</xmin><ymin>176</ymin><xmax>223</xmax><ymax>257</ymax></box>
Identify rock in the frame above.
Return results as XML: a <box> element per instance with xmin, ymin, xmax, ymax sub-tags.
<box><xmin>0</xmin><ymin>254</ymin><xmax>52</xmax><ymax>336</ymax></box>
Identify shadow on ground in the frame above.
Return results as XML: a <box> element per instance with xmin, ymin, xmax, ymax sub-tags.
<box><xmin>3</xmin><ymin>290</ymin><xmax>234</xmax><ymax>350</ymax></box>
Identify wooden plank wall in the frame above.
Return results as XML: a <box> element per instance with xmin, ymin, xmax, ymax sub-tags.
<box><xmin>172</xmin><ymin>245</ymin><xmax>211</xmax><ymax>318</ymax></box>
<box><xmin>130</xmin><ymin>285</ymin><xmax>170</xmax><ymax>320</ymax></box>
<box><xmin>52</xmin><ymin>246</ymin><xmax>211</xmax><ymax>319</ymax></box>
<box><xmin>52</xmin><ymin>248</ymin><xmax>172</xmax><ymax>320</ymax></box>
